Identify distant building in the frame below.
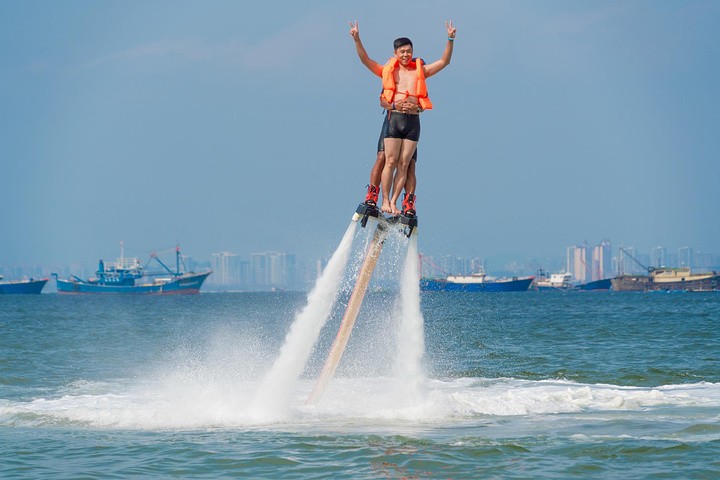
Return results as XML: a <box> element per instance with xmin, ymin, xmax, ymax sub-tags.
<box><xmin>251</xmin><ymin>251</ymin><xmax>296</xmax><ymax>288</ymax></box>
<box><xmin>636</xmin><ymin>253</ymin><xmax>651</xmax><ymax>272</ymax></box>
<box><xmin>592</xmin><ymin>240</ymin><xmax>612</xmax><ymax>280</ymax></box>
<box><xmin>620</xmin><ymin>248</ymin><xmax>652</xmax><ymax>274</ymax></box>
<box><xmin>651</xmin><ymin>246</ymin><xmax>666</xmax><ymax>268</ymax></box>
<box><xmin>419</xmin><ymin>255</ymin><xmax>439</xmax><ymax>278</ymax></box>
<box><xmin>209</xmin><ymin>251</ymin><xmax>297</xmax><ymax>289</ymax></box>
<box><xmin>567</xmin><ymin>242</ymin><xmax>591</xmax><ymax>283</ymax></box>
<box><xmin>441</xmin><ymin>255</ymin><xmax>465</xmax><ymax>276</ymax></box>
<box><xmin>210</xmin><ymin>252</ymin><xmax>250</xmax><ymax>287</ymax></box>
<box><xmin>180</xmin><ymin>254</ymin><xmax>201</xmax><ymax>273</ymax></box>
<box><xmin>694</xmin><ymin>251</ymin><xmax>715</xmax><ymax>272</ymax></box>
<box><xmin>621</xmin><ymin>246</ymin><xmax>638</xmax><ymax>274</ymax></box>
<box><xmin>678</xmin><ymin>246</ymin><xmax>694</xmax><ymax>268</ymax></box>
<box><xmin>468</xmin><ymin>257</ymin><xmax>485</xmax><ymax>275</ymax></box>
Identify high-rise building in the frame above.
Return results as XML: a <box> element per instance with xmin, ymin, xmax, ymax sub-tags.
<box><xmin>651</xmin><ymin>246</ymin><xmax>666</xmax><ymax>268</ymax></box>
<box><xmin>468</xmin><ymin>257</ymin><xmax>485</xmax><ymax>275</ymax></box>
<box><xmin>592</xmin><ymin>239</ymin><xmax>612</xmax><ymax>280</ymax></box>
<box><xmin>567</xmin><ymin>242</ymin><xmax>591</xmax><ymax>283</ymax></box>
<box><xmin>441</xmin><ymin>255</ymin><xmax>465</xmax><ymax>275</ymax></box>
<box><xmin>620</xmin><ymin>246</ymin><xmax>638</xmax><ymax>274</ymax></box>
<box><xmin>694</xmin><ymin>251</ymin><xmax>715</xmax><ymax>272</ymax></box>
<box><xmin>678</xmin><ymin>246</ymin><xmax>694</xmax><ymax>268</ymax></box>
<box><xmin>210</xmin><ymin>252</ymin><xmax>249</xmax><ymax>286</ymax></box>
<box><xmin>251</xmin><ymin>252</ymin><xmax>267</xmax><ymax>285</ymax></box>
<box><xmin>636</xmin><ymin>253</ymin><xmax>651</xmax><ymax>272</ymax></box>
<box><xmin>251</xmin><ymin>251</ymin><xmax>296</xmax><ymax>288</ymax></box>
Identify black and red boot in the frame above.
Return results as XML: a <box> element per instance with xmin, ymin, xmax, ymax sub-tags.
<box><xmin>402</xmin><ymin>193</ymin><xmax>416</xmax><ymax>217</ymax></box>
<box><xmin>364</xmin><ymin>184</ymin><xmax>379</xmax><ymax>206</ymax></box>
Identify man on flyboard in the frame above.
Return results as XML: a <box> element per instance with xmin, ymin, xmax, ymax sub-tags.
<box><xmin>350</xmin><ymin>20</ymin><xmax>456</xmax><ymax>217</ymax></box>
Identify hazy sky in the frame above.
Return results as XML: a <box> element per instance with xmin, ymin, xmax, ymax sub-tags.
<box><xmin>2</xmin><ymin>0</ymin><xmax>718</xmax><ymax>267</ymax></box>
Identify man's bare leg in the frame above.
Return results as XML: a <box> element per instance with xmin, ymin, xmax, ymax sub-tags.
<box><xmin>376</xmin><ymin>149</ymin><xmax>412</xmax><ymax>201</ymax></box>
<box><xmin>363</xmin><ymin>151</ymin><xmax>385</xmax><ymax>206</ymax></box>
<box><xmin>390</xmin><ymin>139</ymin><xmax>418</xmax><ymax>215</ymax></box>
<box><xmin>370</xmin><ymin>151</ymin><xmax>385</xmax><ymax>187</ymax></box>
<box><xmin>405</xmin><ymin>157</ymin><xmax>417</xmax><ymax>194</ymax></box>
<box><xmin>401</xmin><ymin>157</ymin><xmax>418</xmax><ymax>215</ymax></box>
<box><xmin>381</xmin><ymin>138</ymin><xmax>402</xmax><ymax>214</ymax></box>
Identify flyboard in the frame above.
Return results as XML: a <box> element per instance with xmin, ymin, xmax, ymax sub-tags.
<box><xmin>306</xmin><ymin>203</ymin><xmax>418</xmax><ymax>405</ymax></box>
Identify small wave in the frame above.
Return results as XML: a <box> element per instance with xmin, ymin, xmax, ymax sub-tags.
<box><xmin>1</xmin><ymin>377</ymin><xmax>718</xmax><ymax>432</ymax></box>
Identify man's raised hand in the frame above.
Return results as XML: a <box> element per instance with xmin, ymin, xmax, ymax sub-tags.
<box><xmin>446</xmin><ymin>21</ymin><xmax>456</xmax><ymax>39</ymax></box>
<box><xmin>349</xmin><ymin>20</ymin><xmax>359</xmax><ymax>39</ymax></box>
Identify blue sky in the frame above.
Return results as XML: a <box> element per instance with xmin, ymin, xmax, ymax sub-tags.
<box><xmin>1</xmin><ymin>0</ymin><xmax>718</xmax><ymax>267</ymax></box>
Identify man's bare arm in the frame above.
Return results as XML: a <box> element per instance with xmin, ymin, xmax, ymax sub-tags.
<box><xmin>424</xmin><ymin>21</ymin><xmax>456</xmax><ymax>78</ymax></box>
<box><xmin>350</xmin><ymin>20</ymin><xmax>383</xmax><ymax>77</ymax></box>
<box><xmin>381</xmin><ymin>97</ymin><xmax>423</xmax><ymax>114</ymax></box>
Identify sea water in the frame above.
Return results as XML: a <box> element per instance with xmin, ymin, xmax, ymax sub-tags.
<box><xmin>1</xmin><ymin>266</ymin><xmax>719</xmax><ymax>477</ymax></box>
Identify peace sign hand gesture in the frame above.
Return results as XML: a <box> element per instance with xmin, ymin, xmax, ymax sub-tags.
<box><xmin>349</xmin><ymin>20</ymin><xmax>359</xmax><ymax>40</ymax></box>
<box><xmin>446</xmin><ymin>21</ymin><xmax>456</xmax><ymax>39</ymax></box>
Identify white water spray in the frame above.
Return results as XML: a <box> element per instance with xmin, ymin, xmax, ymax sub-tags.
<box><xmin>250</xmin><ymin>221</ymin><xmax>357</xmax><ymax>418</ymax></box>
<box><xmin>394</xmin><ymin>234</ymin><xmax>426</xmax><ymax>405</ymax></box>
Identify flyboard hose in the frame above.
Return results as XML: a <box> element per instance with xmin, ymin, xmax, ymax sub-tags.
<box><xmin>306</xmin><ymin>207</ymin><xmax>417</xmax><ymax>405</ymax></box>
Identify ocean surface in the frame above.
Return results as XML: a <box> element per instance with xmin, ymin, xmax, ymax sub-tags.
<box><xmin>2</xmin><ymin>287</ymin><xmax>719</xmax><ymax>478</ymax></box>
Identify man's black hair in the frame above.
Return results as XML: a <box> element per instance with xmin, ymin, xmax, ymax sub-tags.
<box><xmin>393</xmin><ymin>37</ymin><xmax>413</xmax><ymax>51</ymax></box>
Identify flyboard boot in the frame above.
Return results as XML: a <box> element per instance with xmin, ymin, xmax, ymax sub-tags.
<box><xmin>355</xmin><ymin>185</ymin><xmax>381</xmax><ymax>228</ymax></box>
<box><xmin>402</xmin><ymin>193</ymin><xmax>416</xmax><ymax>217</ymax></box>
<box><xmin>363</xmin><ymin>184</ymin><xmax>379</xmax><ymax>207</ymax></box>
<box><xmin>398</xmin><ymin>193</ymin><xmax>418</xmax><ymax>237</ymax></box>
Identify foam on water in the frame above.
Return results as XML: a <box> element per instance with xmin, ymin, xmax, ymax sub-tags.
<box><xmin>2</xmin><ymin>377</ymin><xmax>718</xmax><ymax>432</ymax></box>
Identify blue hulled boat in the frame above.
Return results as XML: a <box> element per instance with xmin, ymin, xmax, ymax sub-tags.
<box><xmin>420</xmin><ymin>273</ymin><xmax>534</xmax><ymax>292</ymax></box>
<box><xmin>0</xmin><ymin>276</ymin><xmax>49</xmax><ymax>294</ymax></box>
<box><xmin>576</xmin><ymin>278</ymin><xmax>612</xmax><ymax>291</ymax></box>
<box><xmin>53</xmin><ymin>245</ymin><xmax>211</xmax><ymax>295</ymax></box>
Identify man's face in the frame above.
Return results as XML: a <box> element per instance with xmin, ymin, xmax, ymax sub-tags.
<box><xmin>394</xmin><ymin>45</ymin><xmax>413</xmax><ymax>66</ymax></box>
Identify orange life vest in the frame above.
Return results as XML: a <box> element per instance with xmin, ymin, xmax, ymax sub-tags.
<box><xmin>381</xmin><ymin>58</ymin><xmax>433</xmax><ymax>110</ymax></box>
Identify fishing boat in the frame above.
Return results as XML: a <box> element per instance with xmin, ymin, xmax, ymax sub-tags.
<box><xmin>0</xmin><ymin>275</ymin><xmax>49</xmax><ymax>294</ymax></box>
<box><xmin>533</xmin><ymin>271</ymin><xmax>572</xmax><ymax>291</ymax></box>
<box><xmin>611</xmin><ymin>268</ymin><xmax>719</xmax><ymax>292</ymax></box>
<box><xmin>576</xmin><ymin>278</ymin><xmax>612</xmax><ymax>291</ymax></box>
<box><xmin>612</xmin><ymin>247</ymin><xmax>719</xmax><ymax>292</ymax></box>
<box><xmin>420</xmin><ymin>273</ymin><xmax>534</xmax><ymax>292</ymax></box>
<box><xmin>53</xmin><ymin>244</ymin><xmax>211</xmax><ymax>295</ymax></box>
<box><xmin>532</xmin><ymin>270</ymin><xmax>612</xmax><ymax>291</ymax></box>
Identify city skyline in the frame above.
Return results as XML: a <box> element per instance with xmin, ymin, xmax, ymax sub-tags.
<box><xmin>2</xmin><ymin>2</ymin><xmax>719</xmax><ymax>269</ymax></box>
<box><xmin>2</xmin><ymin>238</ymin><xmax>716</xmax><ymax>288</ymax></box>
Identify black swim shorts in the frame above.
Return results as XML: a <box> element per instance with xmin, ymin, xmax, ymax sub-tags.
<box><xmin>378</xmin><ymin>112</ymin><xmax>418</xmax><ymax>159</ymax></box>
<box><xmin>385</xmin><ymin>111</ymin><xmax>421</xmax><ymax>142</ymax></box>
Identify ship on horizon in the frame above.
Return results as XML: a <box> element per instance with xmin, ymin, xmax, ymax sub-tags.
<box><xmin>612</xmin><ymin>268</ymin><xmax>719</xmax><ymax>292</ymax></box>
<box><xmin>418</xmin><ymin>255</ymin><xmax>533</xmax><ymax>292</ymax></box>
<box><xmin>532</xmin><ymin>270</ymin><xmax>612</xmax><ymax>291</ymax></box>
<box><xmin>53</xmin><ymin>243</ymin><xmax>211</xmax><ymax>295</ymax></box>
<box><xmin>533</xmin><ymin>271</ymin><xmax>573</xmax><ymax>291</ymax></box>
<box><xmin>0</xmin><ymin>275</ymin><xmax>49</xmax><ymax>294</ymax></box>
<box><xmin>612</xmin><ymin>247</ymin><xmax>719</xmax><ymax>292</ymax></box>
<box><xmin>420</xmin><ymin>273</ymin><xmax>534</xmax><ymax>292</ymax></box>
